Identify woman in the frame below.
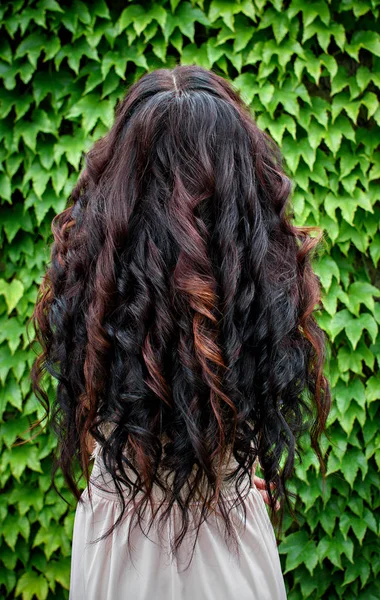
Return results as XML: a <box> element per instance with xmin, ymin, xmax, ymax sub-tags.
<box><xmin>29</xmin><ymin>65</ymin><xmax>331</xmax><ymax>599</ymax></box>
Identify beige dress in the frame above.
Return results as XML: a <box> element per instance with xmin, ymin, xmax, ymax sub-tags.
<box><xmin>69</xmin><ymin>441</ymin><xmax>287</xmax><ymax>599</ymax></box>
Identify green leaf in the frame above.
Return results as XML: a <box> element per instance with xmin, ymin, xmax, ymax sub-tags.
<box><xmin>334</xmin><ymin>378</ymin><xmax>366</xmax><ymax>414</ymax></box>
<box><xmin>43</xmin><ymin>558</ymin><xmax>71</xmax><ymax>591</ymax></box>
<box><xmin>340</xmin><ymin>447</ymin><xmax>368</xmax><ymax>487</ymax></box>
<box><xmin>1</xmin><ymin>445</ymin><xmax>43</xmax><ymax>481</ymax></box>
<box><xmin>256</xmin><ymin>114</ymin><xmax>296</xmax><ymax>146</ymax></box>
<box><xmin>343</xmin><ymin>557</ymin><xmax>371</xmax><ymax>588</ymax></box>
<box><xmin>356</xmin><ymin>66</ymin><xmax>373</xmax><ymax>92</ymax></box>
<box><xmin>101</xmin><ymin>70</ymin><xmax>121</xmax><ymax>99</ymax></box>
<box><xmin>319</xmin><ymin>510</ymin><xmax>337</xmax><ymax>537</ymax></box>
<box><xmin>233</xmin><ymin>18</ymin><xmax>254</xmax><ymax>52</ymax></box>
<box><xmin>53</xmin><ymin>130</ymin><xmax>89</xmax><ymax>170</ymax></box>
<box><xmin>101</xmin><ymin>48</ymin><xmax>148</xmax><ymax>80</ymax></box>
<box><xmin>0</xmin><ymin>89</ymin><xmax>16</xmax><ymax>119</ymax></box>
<box><xmin>0</xmin><ymin>315</ymin><xmax>24</xmax><ymax>353</ymax></box>
<box><xmin>117</xmin><ymin>4</ymin><xmax>167</xmax><ymax>36</ymax></box>
<box><xmin>24</xmin><ymin>190</ymin><xmax>54</xmax><ymax>226</ymax></box>
<box><xmin>322</xmin><ymin>280</ymin><xmax>342</xmax><ymax>316</ymax></box>
<box><xmin>329</xmin><ymin>309</ymin><xmax>352</xmax><ymax>342</ymax></box>
<box><xmin>317</xmin><ymin>531</ymin><xmax>354</xmax><ymax>569</ymax></box>
<box><xmin>302</xmin><ymin>20</ymin><xmax>330</xmax><ymax>53</ymax></box>
<box><xmin>326</xmin><ymin>449</ymin><xmax>342</xmax><ymax>476</ymax></box>
<box><xmin>40</xmin><ymin>0</ymin><xmax>65</xmax><ymax>13</ymax></box>
<box><xmin>0</xmin><ymin>416</ymin><xmax>31</xmax><ymax>448</ymax></box>
<box><xmin>151</xmin><ymin>32</ymin><xmax>168</xmax><ymax>62</ymax></box>
<box><xmin>0</xmin><ymin>278</ymin><xmax>25</xmax><ymax>314</ymax></box>
<box><xmin>313</xmin><ymin>256</ymin><xmax>340</xmax><ymax>292</ymax></box>
<box><xmin>8</xmin><ymin>484</ymin><xmax>45</xmax><ymax>516</ymax></box>
<box><xmin>15</xmin><ymin>570</ymin><xmax>49</xmax><ymax>600</ymax></box>
<box><xmin>32</xmin><ymin>71</ymin><xmax>64</xmax><ymax>107</ymax></box>
<box><xmin>209</xmin><ymin>0</ymin><xmax>239</xmax><ymax>29</ymax></box>
<box><xmin>346</xmin><ymin>30</ymin><xmax>380</xmax><ymax>62</ymax></box>
<box><xmin>363</xmin><ymin>506</ymin><xmax>378</xmax><ymax>535</ymax></box>
<box><xmin>339</xmin><ymin>401</ymin><xmax>366</xmax><ymax>436</ymax></box>
<box><xmin>362</xmin><ymin>91</ymin><xmax>379</xmax><ymax>120</ymax></box>
<box><xmin>91</xmin><ymin>0</ymin><xmax>111</xmax><ymax>19</ymax></box>
<box><xmin>346</xmin><ymin>282</ymin><xmax>380</xmax><ymax>316</ymax></box>
<box><xmin>15</xmin><ymin>33</ymin><xmax>44</xmax><ymax>68</ymax></box>
<box><xmin>14</xmin><ymin>94</ymin><xmax>33</xmax><ymax>121</ymax></box>
<box><xmin>0</xmin><ymin>567</ymin><xmax>16</xmax><ymax>594</ymax></box>
<box><xmin>302</xmin><ymin>1</ymin><xmax>330</xmax><ymax>27</ymax></box>
<box><xmin>51</xmin><ymin>162</ymin><xmax>68</xmax><ymax>196</ymax></box>
<box><xmin>38</xmin><ymin>141</ymin><xmax>56</xmax><ymax>171</ymax></box>
<box><xmin>337</xmin><ymin>345</ymin><xmax>366</xmax><ymax>375</ymax></box>
<box><xmin>345</xmin><ymin>313</ymin><xmax>378</xmax><ymax>349</ymax></box>
<box><xmin>15</xmin><ymin>109</ymin><xmax>57</xmax><ymax>152</ymax></box>
<box><xmin>308</xmin><ymin>120</ymin><xmax>326</xmax><ymax>150</ymax></box>
<box><xmin>339</xmin><ymin>150</ymin><xmax>359</xmax><ymax>178</ymax></box>
<box><xmin>369</xmin><ymin>235</ymin><xmax>380</xmax><ymax>267</ymax></box>
<box><xmin>281</xmin><ymin>136</ymin><xmax>315</xmax><ymax>172</ymax></box>
<box><xmin>366</xmin><ymin>375</ymin><xmax>380</xmax><ymax>403</ymax></box>
<box><xmin>337</xmin><ymin>221</ymin><xmax>369</xmax><ymax>254</ymax></box>
<box><xmin>2</xmin><ymin>513</ymin><xmax>30</xmax><ymax>550</ymax></box>
<box><xmin>325</xmin><ymin>116</ymin><xmax>355</xmax><ymax>156</ymax></box>
<box><xmin>267</xmin><ymin>78</ymin><xmax>310</xmax><ymax>119</ymax></box>
<box><xmin>84</xmin><ymin>69</ymin><xmax>103</xmax><ymax>95</ymax></box>
<box><xmin>43</xmin><ymin>36</ymin><xmax>61</xmax><ymax>61</ymax></box>
<box><xmin>33</xmin><ymin>525</ymin><xmax>71</xmax><ymax>560</ymax></box>
<box><xmin>0</xmin><ymin>38</ymin><xmax>12</xmax><ymax>64</ymax></box>
<box><xmin>22</xmin><ymin>160</ymin><xmax>50</xmax><ymax>199</ymax></box>
<box><xmin>67</xmin><ymin>94</ymin><xmax>115</xmax><ymax>134</ymax></box>
<box><xmin>0</xmin><ymin>172</ymin><xmax>12</xmax><ymax>202</ymax></box>
<box><xmin>332</xmin><ymin>91</ymin><xmax>361</xmax><ymax>124</ymax></box>
<box><xmin>325</xmin><ymin>188</ymin><xmax>373</xmax><ymax>226</ymax></box>
<box><xmin>279</xmin><ymin>530</ymin><xmax>318</xmax><ymax>575</ymax></box>
<box><xmin>0</xmin><ymin>376</ymin><xmax>23</xmax><ymax>416</ymax></box>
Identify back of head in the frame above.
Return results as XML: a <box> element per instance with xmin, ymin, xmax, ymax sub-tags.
<box><xmin>30</xmin><ymin>64</ymin><xmax>331</xmax><ymax>557</ymax></box>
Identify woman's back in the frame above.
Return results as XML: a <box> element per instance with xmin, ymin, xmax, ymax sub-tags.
<box><xmin>30</xmin><ymin>64</ymin><xmax>330</xmax><ymax>599</ymax></box>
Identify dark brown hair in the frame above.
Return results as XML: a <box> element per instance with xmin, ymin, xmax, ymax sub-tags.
<box><xmin>28</xmin><ymin>64</ymin><xmax>331</xmax><ymax>564</ymax></box>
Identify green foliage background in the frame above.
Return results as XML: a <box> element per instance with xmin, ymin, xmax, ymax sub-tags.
<box><xmin>0</xmin><ymin>0</ymin><xmax>379</xmax><ymax>598</ymax></box>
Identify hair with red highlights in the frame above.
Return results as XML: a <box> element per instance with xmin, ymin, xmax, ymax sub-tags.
<box><xmin>28</xmin><ymin>65</ymin><xmax>331</xmax><ymax>564</ymax></box>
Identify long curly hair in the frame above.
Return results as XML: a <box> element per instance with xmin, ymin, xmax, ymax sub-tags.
<box><xmin>28</xmin><ymin>64</ymin><xmax>331</xmax><ymax>563</ymax></box>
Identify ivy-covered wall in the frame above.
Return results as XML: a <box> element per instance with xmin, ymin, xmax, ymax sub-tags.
<box><xmin>0</xmin><ymin>0</ymin><xmax>379</xmax><ymax>598</ymax></box>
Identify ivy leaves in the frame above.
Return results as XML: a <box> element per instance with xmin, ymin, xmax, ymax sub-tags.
<box><xmin>0</xmin><ymin>1</ymin><xmax>379</xmax><ymax>599</ymax></box>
